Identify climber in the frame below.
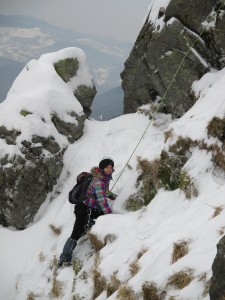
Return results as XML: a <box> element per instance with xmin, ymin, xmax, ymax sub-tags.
<box><xmin>58</xmin><ymin>158</ymin><xmax>117</xmax><ymax>267</ymax></box>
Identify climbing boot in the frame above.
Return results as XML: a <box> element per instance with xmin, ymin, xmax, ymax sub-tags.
<box><xmin>58</xmin><ymin>237</ymin><xmax>77</xmax><ymax>267</ymax></box>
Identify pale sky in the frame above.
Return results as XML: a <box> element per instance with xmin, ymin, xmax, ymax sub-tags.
<box><xmin>0</xmin><ymin>0</ymin><xmax>151</xmax><ymax>42</ymax></box>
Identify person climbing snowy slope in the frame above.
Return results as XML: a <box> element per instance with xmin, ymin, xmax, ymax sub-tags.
<box><xmin>58</xmin><ymin>158</ymin><xmax>117</xmax><ymax>267</ymax></box>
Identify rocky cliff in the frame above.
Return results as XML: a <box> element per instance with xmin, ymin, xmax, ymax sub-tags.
<box><xmin>0</xmin><ymin>48</ymin><xmax>96</xmax><ymax>229</ymax></box>
<box><xmin>210</xmin><ymin>235</ymin><xmax>225</xmax><ymax>299</ymax></box>
<box><xmin>121</xmin><ymin>0</ymin><xmax>225</xmax><ymax>118</ymax></box>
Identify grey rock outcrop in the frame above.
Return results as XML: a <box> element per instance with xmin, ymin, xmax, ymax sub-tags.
<box><xmin>210</xmin><ymin>235</ymin><xmax>225</xmax><ymax>299</ymax></box>
<box><xmin>0</xmin><ymin>48</ymin><xmax>95</xmax><ymax>229</ymax></box>
<box><xmin>54</xmin><ymin>57</ymin><xmax>96</xmax><ymax>117</ymax></box>
<box><xmin>121</xmin><ymin>0</ymin><xmax>225</xmax><ymax>118</ymax></box>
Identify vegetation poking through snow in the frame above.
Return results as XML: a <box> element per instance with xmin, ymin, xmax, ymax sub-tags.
<box><xmin>104</xmin><ymin>233</ymin><xmax>117</xmax><ymax>244</ymax></box>
<box><xmin>125</xmin><ymin>126</ymin><xmax>225</xmax><ymax>210</ymax></box>
<box><xmin>26</xmin><ymin>292</ymin><xmax>35</xmax><ymax>300</ymax></box>
<box><xmin>197</xmin><ymin>272</ymin><xmax>211</xmax><ymax>297</ymax></box>
<box><xmin>129</xmin><ymin>259</ymin><xmax>140</xmax><ymax>277</ymax></box>
<box><xmin>92</xmin><ymin>254</ymin><xmax>106</xmax><ymax>299</ymax></box>
<box><xmin>117</xmin><ymin>284</ymin><xmax>135</xmax><ymax>300</ymax></box>
<box><xmin>217</xmin><ymin>226</ymin><xmax>225</xmax><ymax>236</ymax></box>
<box><xmin>171</xmin><ymin>239</ymin><xmax>190</xmax><ymax>264</ymax></box>
<box><xmin>124</xmin><ymin>195</ymin><xmax>146</xmax><ymax>212</ymax></box>
<box><xmin>167</xmin><ymin>268</ymin><xmax>194</xmax><ymax>290</ymax></box>
<box><xmin>106</xmin><ymin>274</ymin><xmax>121</xmax><ymax>297</ymax></box>
<box><xmin>125</xmin><ymin>137</ymin><xmax>198</xmax><ymax>211</ymax></box>
<box><xmin>49</xmin><ymin>224</ymin><xmax>62</xmax><ymax>235</ymax></box>
<box><xmin>164</xmin><ymin>128</ymin><xmax>174</xmax><ymax>142</ymax></box>
<box><xmin>207</xmin><ymin>116</ymin><xmax>225</xmax><ymax>142</ymax></box>
<box><xmin>142</xmin><ymin>281</ymin><xmax>161</xmax><ymax>300</ymax></box>
<box><xmin>20</xmin><ymin>110</ymin><xmax>32</xmax><ymax>117</ymax></box>
<box><xmin>87</xmin><ymin>232</ymin><xmax>105</xmax><ymax>251</ymax></box>
<box><xmin>211</xmin><ymin>205</ymin><xmax>223</xmax><ymax>218</ymax></box>
<box><xmin>50</xmin><ymin>256</ymin><xmax>63</xmax><ymax>298</ymax></box>
<box><xmin>179</xmin><ymin>170</ymin><xmax>198</xmax><ymax>199</ymax></box>
<box><xmin>129</xmin><ymin>248</ymin><xmax>149</xmax><ymax>277</ymax></box>
<box><xmin>137</xmin><ymin>247</ymin><xmax>148</xmax><ymax>259</ymax></box>
<box><xmin>137</xmin><ymin>103</ymin><xmax>163</xmax><ymax>119</ymax></box>
<box><xmin>72</xmin><ymin>258</ymin><xmax>83</xmax><ymax>275</ymax></box>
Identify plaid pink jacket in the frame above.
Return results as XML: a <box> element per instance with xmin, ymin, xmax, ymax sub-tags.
<box><xmin>83</xmin><ymin>168</ymin><xmax>116</xmax><ymax>214</ymax></box>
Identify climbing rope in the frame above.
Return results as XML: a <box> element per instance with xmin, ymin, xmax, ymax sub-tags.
<box><xmin>110</xmin><ymin>8</ymin><xmax>222</xmax><ymax>191</ymax></box>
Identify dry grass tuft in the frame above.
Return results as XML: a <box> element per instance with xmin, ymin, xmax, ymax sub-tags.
<box><xmin>211</xmin><ymin>145</ymin><xmax>225</xmax><ymax>171</ymax></box>
<box><xmin>137</xmin><ymin>247</ymin><xmax>148</xmax><ymax>259</ymax></box>
<box><xmin>49</xmin><ymin>255</ymin><xmax>64</xmax><ymax>298</ymax></box>
<box><xmin>142</xmin><ymin>282</ymin><xmax>160</xmax><ymax>300</ymax></box>
<box><xmin>137</xmin><ymin>157</ymin><xmax>160</xmax><ymax>191</ymax></box>
<box><xmin>167</xmin><ymin>268</ymin><xmax>194</xmax><ymax>290</ymax></box>
<box><xmin>129</xmin><ymin>259</ymin><xmax>140</xmax><ymax>277</ymax></box>
<box><xmin>207</xmin><ymin>116</ymin><xmax>225</xmax><ymax>142</ymax></box>
<box><xmin>171</xmin><ymin>239</ymin><xmax>190</xmax><ymax>264</ymax></box>
<box><xmin>217</xmin><ymin>226</ymin><xmax>225</xmax><ymax>236</ymax></box>
<box><xmin>117</xmin><ymin>284</ymin><xmax>135</xmax><ymax>300</ymax></box>
<box><xmin>50</xmin><ymin>277</ymin><xmax>63</xmax><ymax>298</ymax></box>
<box><xmin>179</xmin><ymin>170</ymin><xmax>198</xmax><ymax>199</ymax></box>
<box><xmin>106</xmin><ymin>274</ymin><xmax>121</xmax><ymax>297</ymax></box>
<box><xmin>197</xmin><ymin>272</ymin><xmax>211</xmax><ymax>297</ymax></box>
<box><xmin>164</xmin><ymin>128</ymin><xmax>174</xmax><ymax>142</ymax></box>
<box><xmin>212</xmin><ymin>205</ymin><xmax>223</xmax><ymax>218</ymax></box>
<box><xmin>49</xmin><ymin>255</ymin><xmax>58</xmax><ymax>270</ymax></box>
<box><xmin>202</xmin><ymin>278</ymin><xmax>212</xmax><ymax>300</ymax></box>
<box><xmin>49</xmin><ymin>224</ymin><xmax>62</xmax><ymax>235</ymax></box>
<box><xmin>197</xmin><ymin>272</ymin><xmax>207</xmax><ymax>282</ymax></box>
<box><xmin>92</xmin><ymin>267</ymin><xmax>106</xmax><ymax>299</ymax></box>
<box><xmin>27</xmin><ymin>292</ymin><xmax>35</xmax><ymax>300</ymax></box>
<box><xmin>88</xmin><ymin>232</ymin><xmax>105</xmax><ymax>251</ymax></box>
<box><xmin>51</xmin><ymin>260</ymin><xmax>63</xmax><ymax>297</ymax></box>
<box><xmin>129</xmin><ymin>248</ymin><xmax>149</xmax><ymax>277</ymax></box>
<box><xmin>203</xmin><ymin>279</ymin><xmax>211</xmax><ymax>297</ymax></box>
<box><xmin>104</xmin><ymin>234</ymin><xmax>117</xmax><ymax>244</ymax></box>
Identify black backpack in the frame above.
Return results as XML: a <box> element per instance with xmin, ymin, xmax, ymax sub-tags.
<box><xmin>68</xmin><ymin>172</ymin><xmax>93</xmax><ymax>204</ymax></box>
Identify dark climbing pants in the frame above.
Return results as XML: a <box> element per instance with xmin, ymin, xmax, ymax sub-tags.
<box><xmin>70</xmin><ymin>203</ymin><xmax>103</xmax><ymax>240</ymax></box>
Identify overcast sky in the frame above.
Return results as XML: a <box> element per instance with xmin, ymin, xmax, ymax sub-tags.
<box><xmin>0</xmin><ymin>0</ymin><xmax>151</xmax><ymax>42</ymax></box>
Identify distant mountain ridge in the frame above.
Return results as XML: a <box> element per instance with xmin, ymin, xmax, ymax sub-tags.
<box><xmin>0</xmin><ymin>15</ymin><xmax>130</xmax><ymax>118</ymax></box>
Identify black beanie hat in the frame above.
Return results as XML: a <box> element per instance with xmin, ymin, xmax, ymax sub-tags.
<box><xmin>99</xmin><ymin>158</ymin><xmax>114</xmax><ymax>170</ymax></box>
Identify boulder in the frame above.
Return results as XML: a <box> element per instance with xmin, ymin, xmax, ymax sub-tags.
<box><xmin>210</xmin><ymin>235</ymin><xmax>225</xmax><ymax>299</ymax></box>
<box><xmin>0</xmin><ymin>48</ymin><xmax>95</xmax><ymax>229</ymax></box>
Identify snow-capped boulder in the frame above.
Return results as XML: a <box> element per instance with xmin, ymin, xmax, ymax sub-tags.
<box><xmin>0</xmin><ymin>47</ymin><xmax>95</xmax><ymax>229</ymax></box>
<box><xmin>121</xmin><ymin>0</ymin><xmax>225</xmax><ymax>118</ymax></box>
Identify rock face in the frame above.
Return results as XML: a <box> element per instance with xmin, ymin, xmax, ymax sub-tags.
<box><xmin>210</xmin><ymin>235</ymin><xmax>225</xmax><ymax>299</ymax></box>
<box><xmin>121</xmin><ymin>0</ymin><xmax>225</xmax><ymax>118</ymax></box>
<box><xmin>0</xmin><ymin>48</ymin><xmax>95</xmax><ymax>229</ymax></box>
<box><xmin>54</xmin><ymin>57</ymin><xmax>96</xmax><ymax>117</ymax></box>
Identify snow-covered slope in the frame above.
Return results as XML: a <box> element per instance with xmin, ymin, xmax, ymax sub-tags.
<box><xmin>1</xmin><ymin>62</ymin><xmax>225</xmax><ymax>299</ymax></box>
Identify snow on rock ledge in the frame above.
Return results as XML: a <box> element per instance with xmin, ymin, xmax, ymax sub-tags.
<box><xmin>0</xmin><ymin>47</ymin><xmax>96</xmax><ymax>229</ymax></box>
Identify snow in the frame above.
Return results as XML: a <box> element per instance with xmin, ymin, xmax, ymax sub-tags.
<box><xmin>145</xmin><ymin>0</ymin><xmax>171</xmax><ymax>32</ymax></box>
<box><xmin>0</xmin><ymin>47</ymin><xmax>93</xmax><ymax>158</ymax></box>
<box><xmin>1</xmin><ymin>5</ymin><xmax>225</xmax><ymax>299</ymax></box>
